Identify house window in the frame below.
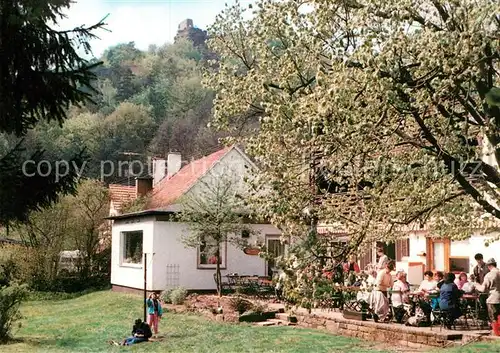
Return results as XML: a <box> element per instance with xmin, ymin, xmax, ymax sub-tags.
<box><xmin>266</xmin><ymin>236</ymin><xmax>286</xmax><ymax>276</ymax></box>
<box><xmin>121</xmin><ymin>231</ymin><xmax>143</xmax><ymax>265</ymax></box>
<box><xmin>395</xmin><ymin>238</ymin><xmax>410</xmax><ymax>261</ymax></box>
<box><xmin>359</xmin><ymin>250</ymin><xmax>373</xmax><ymax>271</ymax></box>
<box><xmin>449</xmin><ymin>257</ymin><xmax>470</xmax><ymax>273</ymax></box>
<box><xmin>198</xmin><ymin>238</ymin><xmax>227</xmax><ymax>269</ymax></box>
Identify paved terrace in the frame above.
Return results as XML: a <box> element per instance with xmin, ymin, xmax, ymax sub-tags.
<box><xmin>265</xmin><ymin>303</ymin><xmax>499</xmax><ymax>350</ymax></box>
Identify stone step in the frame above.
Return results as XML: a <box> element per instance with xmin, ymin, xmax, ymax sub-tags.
<box><xmin>276</xmin><ymin>313</ymin><xmax>298</xmax><ymax>323</ymax></box>
<box><xmin>267</xmin><ymin>318</ymin><xmax>296</xmax><ymax>326</ymax></box>
<box><xmin>254</xmin><ymin>321</ymin><xmax>277</xmax><ymax>326</ymax></box>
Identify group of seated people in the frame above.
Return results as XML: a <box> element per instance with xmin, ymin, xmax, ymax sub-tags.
<box><xmin>360</xmin><ymin>261</ymin><xmax>477</xmax><ymax>328</ymax></box>
<box><xmin>418</xmin><ymin>270</ymin><xmax>475</xmax><ymax>293</ymax></box>
<box><xmin>414</xmin><ymin>270</ymin><xmax>470</xmax><ymax>328</ymax></box>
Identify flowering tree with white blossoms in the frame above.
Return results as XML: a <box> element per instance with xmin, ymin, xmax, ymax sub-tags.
<box><xmin>205</xmin><ymin>0</ymin><xmax>500</xmax><ymax>305</ymax></box>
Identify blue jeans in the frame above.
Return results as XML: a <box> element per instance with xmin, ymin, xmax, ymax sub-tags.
<box><xmin>124</xmin><ymin>336</ymin><xmax>146</xmax><ymax>345</ymax></box>
<box><xmin>431</xmin><ymin>298</ymin><xmax>440</xmax><ymax>310</ymax></box>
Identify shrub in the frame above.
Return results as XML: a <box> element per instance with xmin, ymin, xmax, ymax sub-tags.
<box><xmin>228</xmin><ymin>296</ymin><xmax>253</xmax><ymax>314</ymax></box>
<box><xmin>168</xmin><ymin>287</ymin><xmax>188</xmax><ymax>305</ymax></box>
<box><xmin>0</xmin><ymin>284</ymin><xmax>28</xmax><ymax>342</ymax></box>
<box><xmin>2</xmin><ymin>245</ymin><xmax>111</xmax><ymax>294</ymax></box>
<box><xmin>0</xmin><ymin>257</ymin><xmax>19</xmax><ymax>287</ymax></box>
<box><xmin>25</xmin><ymin>288</ymin><xmax>99</xmax><ymax>301</ymax></box>
<box><xmin>252</xmin><ymin>303</ymin><xmax>267</xmax><ymax>314</ymax></box>
<box><xmin>235</xmin><ymin>285</ymin><xmax>258</xmax><ymax>296</ymax></box>
<box><xmin>160</xmin><ymin>289</ymin><xmax>173</xmax><ymax>304</ymax></box>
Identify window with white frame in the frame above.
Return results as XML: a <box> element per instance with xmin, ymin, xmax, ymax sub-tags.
<box><xmin>197</xmin><ymin>237</ymin><xmax>226</xmax><ymax>269</ymax></box>
<box><xmin>121</xmin><ymin>230</ymin><xmax>143</xmax><ymax>265</ymax></box>
<box><xmin>266</xmin><ymin>236</ymin><xmax>286</xmax><ymax>276</ymax></box>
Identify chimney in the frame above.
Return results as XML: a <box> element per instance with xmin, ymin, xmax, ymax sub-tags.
<box><xmin>167</xmin><ymin>152</ymin><xmax>182</xmax><ymax>179</ymax></box>
<box><xmin>152</xmin><ymin>158</ymin><xmax>166</xmax><ymax>186</ymax></box>
<box><xmin>135</xmin><ymin>177</ymin><xmax>153</xmax><ymax>197</ymax></box>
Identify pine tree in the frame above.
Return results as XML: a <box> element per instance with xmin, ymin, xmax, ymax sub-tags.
<box><xmin>0</xmin><ymin>0</ymin><xmax>107</xmax><ymax>227</ymax></box>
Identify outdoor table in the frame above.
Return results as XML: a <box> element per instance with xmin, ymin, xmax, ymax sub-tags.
<box><xmin>245</xmin><ymin>276</ymin><xmax>260</xmax><ymax>283</ymax></box>
<box><xmin>459</xmin><ymin>293</ymin><xmax>486</xmax><ymax>328</ymax></box>
<box><xmin>407</xmin><ymin>293</ymin><xmax>424</xmax><ymax>304</ymax></box>
<box><xmin>222</xmin><ymin>274</ymin><xmax>242</xmax><ymax>290</ymax></box>
<box><xmin>462</xmin><ymin>294</ymin><xmax>478</xmax><ymax>300</ymax></box>
<box><xmin>224</xmin><ymin>274</ymin><xmax>240</xmax><ymax>286</ymax></box>
<box><xmin>461</xmin><ymin>293</ymin><xmax>478</xmax><ymax>309</ymax></box>
<box><xmin>389</xmin><ymin>289</ymin><xmax>410</xmax><ymax>296</ymax></box>
<box><xmin>344</xmin><ymin>286</ymin><xmax>362</xmax><ymax>291</ymax></box>
<box><xmin>473</xmin><ymin>293</ymin><xmax>489</xmax><ymax>324</ymax></box>
<box><xmin>461</xmin><ymin>294</ymin><xmax>479</xmax><ymax>311</ymax></box>
<box><xmin>258</xmin><ymin>279</ymin><xmax>273</xmax><ymax>286</ymax></box>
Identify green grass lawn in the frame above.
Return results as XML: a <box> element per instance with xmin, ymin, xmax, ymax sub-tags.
<box><xmin>2</xmin><ymin>291</ymin><xmax>500</xmax><ymax>353</ymax></box>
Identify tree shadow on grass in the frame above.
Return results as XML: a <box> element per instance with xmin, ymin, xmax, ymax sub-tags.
<box><xmin>163</xmin><ymin>333</ymin><xmax>190</xmax><ymax>339</ymax></box>
<box><xmin>4</xmin><ymin>336</ymin><xmax>48</xmax><ymax>347</ymax></box>
<box><xmin>2</xmin><ymin>337</ymin><xmax>25</xmax><ymax>345</ymax></box>
<box><xmin>4</xmin><ymin>336</ymin><xmax>79</xmax><ymax>350</ymax></box>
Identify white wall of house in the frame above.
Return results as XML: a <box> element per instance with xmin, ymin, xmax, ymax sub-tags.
<box><xmin>466</xmin><ymin>233</ymin><xmax>500</xmax><ymax>270</ymax></box>
<box><xmin>110</xmin><ymin>217</ymin><xmax>155</xmax><ymax>290</ymax></box>
<box><xmin>151</xmin><ymin>221</ymin><xmax>281</xmax><ymax>291</ymax></box>
<box><xmin>408</xmin><ymin>232</ymin><xmax>427</xmax><ymax>261</ymax></box>
<box><xmin>110</xmin><ymin>147</ymin><xmax>284</xmax><ymax>291</ymax></box>
<box><xmin>185</xmin><ymin>147</ymin><xmax>255</xmax><ymax>201</ymax></box>
<box><xmin>109</xmin><ymin>200</ymin><xmax>119</xmax><ymax>217</ymax></box>
<box><xmin>406</xmin><ymin>232</ymin><xmax>500</xmax><ymax>274</ymax></box>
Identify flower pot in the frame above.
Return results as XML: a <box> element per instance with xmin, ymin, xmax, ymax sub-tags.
<box><xmin>243</xmin><ymin>247</ymin><xmax>260</xmax><ymax>256</ymax></box>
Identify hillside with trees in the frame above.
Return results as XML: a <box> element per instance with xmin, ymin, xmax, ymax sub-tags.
<box><xmin>0</xmin><ymin>16</ymin><xmax>223</xmax><ymax>309</ymax></box>
<box><xmin>0</xmin><ymin>20</ymin><xmax>223</xmax><ymax>185</ymax></box>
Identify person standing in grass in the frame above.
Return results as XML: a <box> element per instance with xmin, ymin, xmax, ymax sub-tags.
<box><xmin>146</xmin><ymin>292</ymin><xmax>163</xmax><ymax>336</ymax></box>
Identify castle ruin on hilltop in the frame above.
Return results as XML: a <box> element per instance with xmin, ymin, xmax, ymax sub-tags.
<box><xmin>175</xmin><ymin>19</ymin><xmax>208</xmax><ymax>49</ymax></box>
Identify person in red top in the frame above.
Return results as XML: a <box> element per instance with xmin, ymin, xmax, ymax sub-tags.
<box><xmin>343</xmin><ymin>255</ymin><xmax>360</xmax><ymax>273</ymax></box>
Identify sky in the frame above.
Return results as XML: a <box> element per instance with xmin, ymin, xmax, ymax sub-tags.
<box><xmin>58</xmin><ymin>0</ymin><xmax>254</xmax><ymax>58</ymax></box>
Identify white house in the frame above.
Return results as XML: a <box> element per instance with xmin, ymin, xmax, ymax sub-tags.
<box><xmin>107</xmin><ymin>146</ymin><xmax>283</xmax><ymax>293</ymax></box>
<box><xmin>394</xmin><ymin>135</ymin><xmax>500</xmax><ymax>284</ymax></box>
<box><xmin>404</xmin><ymin>228</ymin><xmax>500</xmax><ymax>277</ymax></box>
<box><xmin>319</xmin><ymin>134</ymin><xmax>500</xmax><ymax>286</ymax></box>
<box><xmin>318</xmin><ymin>225</ymin><xmax>500</xmax><ymax>286</ymax></box>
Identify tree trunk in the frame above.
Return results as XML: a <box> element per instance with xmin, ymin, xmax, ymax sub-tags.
<box><xmin>215</xmin><ymin>246</ymin><xmax>222</xmax><ymax>297</ymax></box>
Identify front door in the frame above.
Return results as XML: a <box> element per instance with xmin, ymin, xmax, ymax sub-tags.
<box><xmin>266</xmin><ymin>236</ymin><xmax>285</xmax><ymax>277</ymax></box>
<box><xmin>426</xmin><ymin>238</ymin><xmax>450</xmax><ymax>272</ymax></box>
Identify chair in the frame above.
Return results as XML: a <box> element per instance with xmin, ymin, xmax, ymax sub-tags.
<box><xmin>432</xmin><ymin>307</ymin><xmax>457</xmax><ymax>331</ymax></box>
<box><xmin>430</xmin><ymin>307</ymin><xmax>446</xmax><ymax>331</ymax></box>
<box><xmin>392</xmin><ymin>304</ymin><xmax>406</xmax><ymax>323</ymax></box>
<box><xmin>459</xmin><ymin>297</ymin><xmax>475</xmax><ymax>329</ymax></box>
<box><xmin>213</xmin><ymin>273</ymin><xmax>231</xmax><ymax>293</ymax></box>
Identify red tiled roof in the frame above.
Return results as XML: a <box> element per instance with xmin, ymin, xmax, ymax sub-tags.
<box><xmin>147</xmin><ymin>147</ymin><xmax>232</xmax><ymax>209</ymax></box>
<box><xmin>109</xmin><ymin>184</ymin><xmax>136</xmax><ymax>211</ymax></box>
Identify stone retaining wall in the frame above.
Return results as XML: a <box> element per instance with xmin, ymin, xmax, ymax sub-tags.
<box><xmin>290</xmin><ymin>311</ymin><xmax>462</xmax><ymax>349</ymax></box>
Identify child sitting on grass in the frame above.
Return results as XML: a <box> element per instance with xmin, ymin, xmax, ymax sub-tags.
<box><xmin>109</xmin><ymin>318</ymin><xmax>152</xmax><ymax>346</ymax></box>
